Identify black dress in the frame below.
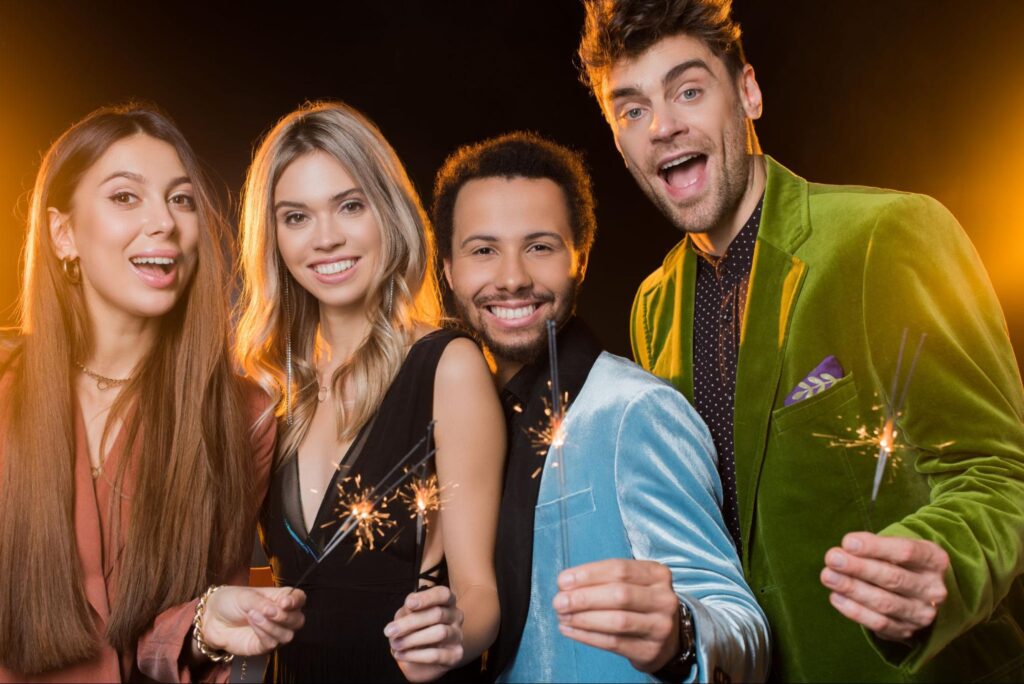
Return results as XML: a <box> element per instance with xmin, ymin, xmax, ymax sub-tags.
<box><xmin>260</xmin><ymin>330</ymin><xmax>468</xmax><ymax>683</ymax></box>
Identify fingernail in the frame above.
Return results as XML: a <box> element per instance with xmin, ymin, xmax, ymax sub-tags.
<box><xmin>559</xmin><ymin>623</ymin><xmax>574</xmax><ymax>634</ymax></box>
<box><xmin>831</xmin><ymin>593</ymin><xmax>847</xmax><ymax>606</ymax></box>
<box><xmin>384</xmin><ymin>624</ymin><xmax>396</xmax><ymax>637</ymax></box>
<box><xmin>553</xmin><ymin>594</ymin><xmax>568</xmax><ymax>610</ymax></box>
<box><xmin>557</xmin><ymin>613</ymin><xmax>570</xmax><ymax>624</ymax></box>
<box><xmin>828</xmin><ymin>550</ymin><xmax>847</xmax><ymax>568</ymax></box>
<box><xmin>822</xmin><ymin>569</ymin><xmax>839</xmax><ymax>586</ymax></box>
<box><xmin>845</xmin><ymin>536</ymin><xmax>863</xmax><ymax>552</ymax></box>
<box><xmin>251</xmin><ymin>611</ymin><xmax>266</xmax><ymax>623</ymax></box>
<box><xmin>408</xmin><ymin>598</ymin><xmax>420</xmax><ymax>610</ymax></box>
<box><xmin>561</xmin><ymin>572</ymin><xmax>575</xmax><ymax>587</ymax></box>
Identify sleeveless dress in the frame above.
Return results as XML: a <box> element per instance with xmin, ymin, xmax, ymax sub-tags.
<box><xmin>260</xmin><ymin>330</ymin><xmax>469</xmax><ymax>683</ymax></box>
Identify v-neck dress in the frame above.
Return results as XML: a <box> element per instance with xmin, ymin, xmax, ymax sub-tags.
<box><xmin>259</xmin><ymin>330</ymin><xmax>465</xmax><ymax>683</ymax></box>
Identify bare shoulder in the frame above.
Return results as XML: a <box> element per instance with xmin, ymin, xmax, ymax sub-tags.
<box><xmin>436</xmin><ymin>336</ymin><xmax>491</xmax><ymax>387</ymax></box>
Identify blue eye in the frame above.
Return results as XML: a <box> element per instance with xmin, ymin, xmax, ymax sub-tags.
<box><xmin>622</xmin><ymin>107</ymin><xmax>644</xmax><ymax>121</ymax></box>
<box><xmin>681</xmin><ymin>88</ymin><xmax>701</xmax><ymax>101</ymax></box>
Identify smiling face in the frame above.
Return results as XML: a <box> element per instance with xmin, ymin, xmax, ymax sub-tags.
<box><xmin>50</xmin><ymin>133</ymin><xmax>200</xmax><ymax>322</ymax></box>
<box><xmin>602</xmin><ymin>33</ymin><xmax>763</xmax><ymax>248</ymax></box>
<box><xmin>444</xmin><ymin>176</ymin><xmax>580</xmax><ymax>378</ymax></box>
<box><xmin>274</xmin><ymin>150</ymin><xmax>381</xmax><ymax>315</ymax></box>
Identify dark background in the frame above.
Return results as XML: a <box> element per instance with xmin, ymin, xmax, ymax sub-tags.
<box><xmin>2</xmin><ymin>1</ymin><xmax>1022</xmax><ymax>369</ymax></box>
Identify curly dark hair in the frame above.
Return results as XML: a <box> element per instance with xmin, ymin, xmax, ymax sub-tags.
<box><xmin>578</xmin><ymin>0</ymin><xmax>746</xmax><ymax>95</ymax></box>
<box><xmin>432</xmin><ymin>131</ymin><xmax>596</xmax><ymax>263</ymax></box>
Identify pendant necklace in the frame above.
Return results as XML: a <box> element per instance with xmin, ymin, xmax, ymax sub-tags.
<box><xmin>75</xmin><ymin>362</ymin><xmax>133</xmax><ymax>391</ymax></box>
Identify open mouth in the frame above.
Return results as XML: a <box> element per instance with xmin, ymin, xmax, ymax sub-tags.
<box><xmin>659</xmin><ymin>153</ymin><xmax>708</xmax><ymax>192</ymax></box>
<box><xmin>312</xmin><ymin>258</ymin><xmax>357</xmax><ymax>276</ymax></box>
<box><xmin>486</xmin><ymin>303</ymin><xmax>539</xmax><ymax>321</ymax></box>
<box><xmin>129</xmin><ymin>255</ymin><xmax>176</xmax><ymax>275</ymax></box>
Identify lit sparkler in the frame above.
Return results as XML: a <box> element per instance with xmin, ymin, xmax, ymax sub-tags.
<box><xmin>814</xmin><ymin>329</ymin><xmax>928</xmax><ymax>504</ymax></box>
<box><xmin>546</xmin><ymin>319</ymin><xmax>571</xmax><ymax>569</ymax></box>
<box><xmin>290</xmin><ymin>421</ymin><xmax>438</xmax><ymax>589</ymax></box>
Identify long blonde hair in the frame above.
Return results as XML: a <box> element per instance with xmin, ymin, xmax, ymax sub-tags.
<box><xmin>0</xmin><ymin>104</ymin><xmax>254</xmax><ymax>673</ymax></box>
<box><xmin>236</xmin><ymin>101</ymin><xmax>440</xmax><ymax>458</ymax></box>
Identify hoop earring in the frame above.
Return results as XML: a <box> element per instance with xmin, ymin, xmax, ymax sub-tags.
<box><xmin>385</xmin><ymin>277</ymin><xmax>394</xmax><ymax>316</ymax></box>
<box><xmin>61</xmin><ymin>257</ymin><xmax>81</xmax><ymax>284</ymax></box>
<box><xmin>282</xmin><ymin>271</ymin><xmax>294</xmax><ymax>426</ymax></box>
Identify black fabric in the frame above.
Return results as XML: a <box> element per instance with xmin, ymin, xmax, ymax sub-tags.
<box><xmin>690</xmin><ymin>197</ymin><xmax>764</xmax><ymax>552</ymax></box>
<box><xmin>486</xmin><ymin>317</ymin><xmax>603</xmax><ymax>679</ymax></box>
<box><xmin>260</xmin><ymin>329</ymin><xmax>478</xmax><ymax>683</ymax></box>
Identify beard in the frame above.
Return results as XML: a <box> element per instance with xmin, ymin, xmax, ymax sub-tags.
<box><xmin>453</xmin><ymin>281</ymin><xmax>577</xmax><ymax>366</ymax></box>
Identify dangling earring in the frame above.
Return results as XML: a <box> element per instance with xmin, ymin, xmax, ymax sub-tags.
<box><xmin>61</xmin><ymin>257</ymin><xmax>81</xmax><ymax>284</ymax></box>
<box><xmin>282</xmin><ymin>271</ymin><xmax>294</xmax><ymax>425</ymax></box>
<box><xmin>384</xmin><ymin>277</ymin><xmax>395</xmax><ymax>316</ymax></box>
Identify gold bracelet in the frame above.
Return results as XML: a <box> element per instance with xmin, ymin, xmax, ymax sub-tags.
<box><xmin>192</xmin><ymin>585</ymin><xmax>235</xmax><ymax>664</ymax></box>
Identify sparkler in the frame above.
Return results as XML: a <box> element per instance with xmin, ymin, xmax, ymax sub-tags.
<box><xmin>546</xmin><ymin>319</ymin><xmax>571</xmax><ymax>570</ymax></box>
<box><xmin>813</xmin><ymin>329</ymin><xmax>928</xmax><ymax>505</ymax></box>
<box><xmin>411</xmin><ymin>421</ymin><xmax>433</xmax><ymax>588</ymax></box>
<box><xmin>290</xmin><ymin>421</ymin><xmax>438</xmax><ymax>589</ymax></box>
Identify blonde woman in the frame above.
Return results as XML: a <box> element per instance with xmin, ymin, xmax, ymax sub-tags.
<box><xmin>236</xmin><ymin>102</ymin><xmax>503</xmax><ymax>682</ymax></box>
<box><xmin>0</xmin><ymin>104</ymin><xmax>304</xmax><ymax>682</ymax></box>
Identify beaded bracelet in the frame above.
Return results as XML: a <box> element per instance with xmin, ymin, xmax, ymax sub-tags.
<box><xmin>192</xmin><ymin>585</ymin><xmax>235</xmax><ymax>664</ymax></box>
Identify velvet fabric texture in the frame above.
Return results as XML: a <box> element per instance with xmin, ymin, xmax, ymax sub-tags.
<box><xmin>631</xmin><ymin>156</ymin><xmax>1024</xmax><ymax>682</ymax></box>
<box><xmin>500</xmin><ymin>352</ymin><xmax>769</xmax><ymax>683</ymax></box>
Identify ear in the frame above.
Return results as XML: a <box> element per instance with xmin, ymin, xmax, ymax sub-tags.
<box><xmin>574</xmin><ymin>249</ymin><xmax>589</xmax><ymax>285</ymax></box>
<box><xmin>738</xmin><ymin>63</ymin><xmax>763</xmax><ymax>121</ymax></box>
<box><xmin>442</xmin><ymin>257</ymin><xmax>454</xmax><ymax>289</ymax></box>
<box><xmin>47</xmin><ymin>207</ymin><xmax>77</xmax><ymax>260</ymax></box>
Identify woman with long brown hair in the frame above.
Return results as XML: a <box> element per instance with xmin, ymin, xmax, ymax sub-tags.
<box><xmin>0</xmin><ymin>104</ymin><xmax>304</xmax><ymax>682</ymax></box>
<box><xmin>235</xmin><ymin>101</ymin><xmax>504</xmax><ymax>682</ymax></box>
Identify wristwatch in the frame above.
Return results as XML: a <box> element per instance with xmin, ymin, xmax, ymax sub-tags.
<box><xmin>653</xmin><ymin>601</ymin><xmax>697</xmax><ymax>683</ymax></box>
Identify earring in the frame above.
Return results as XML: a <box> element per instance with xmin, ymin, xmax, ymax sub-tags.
<box><xmin>61</xmin><ymin>257</ymin><xmax>81</xmax><ymax>284</ymax></box>
<box><xmin>282</xmin><ymin>272</ymin><xmax>294</xmax><ymax>426</ymax></box>
<box><xmin>385</xmin><ymin>277</ymin><xmax>395</xmax><ymax>316</ymax></box>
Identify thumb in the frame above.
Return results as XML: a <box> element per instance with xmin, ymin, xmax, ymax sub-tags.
<box><xmin>254</xmin><ymin>586</ymin><xmax>307</xmax><ymax>611</ymax></box>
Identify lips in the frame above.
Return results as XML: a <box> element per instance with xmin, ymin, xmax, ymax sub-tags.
<box><xmin>482</xmin><ymin>299</ymin><xmax>550</xmax><ymax>329</ymax></box>
<box><xmin>658</xmin><ymin>152</ymin><xmax>708</xmax><ymax>200</ymax></box>
<box><xmin>129</xmin><ymin>253</ymin><xmax>179</xmax><ymax>289</ymax></box>
<box><xmin>309</xmin><ymin>257</ymin><xmax>359</xmax><ymax>284</ymax></box>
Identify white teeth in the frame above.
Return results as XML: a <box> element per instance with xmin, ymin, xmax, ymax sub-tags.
<box><xmin>490</xmin><ymin>305</ymin><xmax>537</xmax><ymax>320</ymax></box>
<box><xmin>313</xmin><ymin>259</ymin><xmax>356</xmax><ymax>275</ymax></box>
<box><xmin>660</xmin><ymin>153</ymin><xmax>700</xmax><ymax>172</ymax></box>
<box><xmin>131</xmin><ymin>256</ymin><xmax>175</xmax><ymax>265</ymax></box>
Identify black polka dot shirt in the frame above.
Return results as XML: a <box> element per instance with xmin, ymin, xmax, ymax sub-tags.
<box><xmin>691</xmin><ymin>196</ymin><xmax>764</xmax><ymax>552</ymax></box>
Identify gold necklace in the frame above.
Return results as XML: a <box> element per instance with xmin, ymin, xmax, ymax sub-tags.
<box><xmin>75</xmin><ymin>362</ymin><xmax>132</xmax><ymax>391</ymax></box>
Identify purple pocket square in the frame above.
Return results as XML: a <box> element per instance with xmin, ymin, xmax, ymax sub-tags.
<box><xmin>784</xmin><ymin>355</ymin><xmax>845</xmax><ymax>406</ymax></box>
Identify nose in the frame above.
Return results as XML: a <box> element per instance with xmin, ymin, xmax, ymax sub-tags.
<box><xmin>315</xmin><ymin>216</ymin><xmax>345</xmax><ymax>251</ymax></box>
<box><xmin>496</xmin><ymin>251</ymin><xmax>532</xmax><ymax>293</ymax></box>
<box><xmin>144</xmin><ymin>200</ymin><xmax>177</xmax><ymax>237</ymax></box>
<box><xmin>649</xmin><ymin>101</ymin><xmax>688</xmax><ymax>144</ymax></box>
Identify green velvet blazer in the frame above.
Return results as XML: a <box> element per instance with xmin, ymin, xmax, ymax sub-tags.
<box><xmin>630</xmin><ymin>156</ymin><xmax>1024</xmax><ymax>682</ymax></box>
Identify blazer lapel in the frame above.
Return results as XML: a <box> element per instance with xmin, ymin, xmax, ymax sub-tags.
<box><xmin>651</xmin><ymin>247</ymin><xmax>697</xmax><ymax>403</ymax></box>
<box><xmin>73</xmin><ymin>403</ymin><xmax>111</xmax><ymax>622</ymax></box>
<box><xmin>733</xmin><ymin>157</ymin><xmax>811</xmax><ymax>564</ymax></box>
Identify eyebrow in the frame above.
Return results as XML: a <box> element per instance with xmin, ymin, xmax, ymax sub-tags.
<box><xmin>101</xmin><ymin>170</ymin><xmax>145</xmax><ymax>184</ymax></box>
<box><xmin>608</xmin><ymin>58</ymin><xmax>713</xmax><ymax>101</ymax></box>
<box><xmin>274</xmin><ymin>187</ymin><xmax>363</xmax><ymax>212</ymax></box>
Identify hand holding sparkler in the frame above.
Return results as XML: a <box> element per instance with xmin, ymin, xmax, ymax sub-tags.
<box><xmin>384</xmin><ymin>586</ymin><xmax>465</xmax><ymax>682</ymax></box>
<box><xmin>197</xmin><ymin>586</ymin><xmax>306</xmax><ymax>658</ymax></box>
<box><xmin>821</xmin><ymin>532</ymin><xmax>950</xmax><ymax>641</ymax></box>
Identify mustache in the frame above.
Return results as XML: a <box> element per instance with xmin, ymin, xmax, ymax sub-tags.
<box><xmin>473</xmin><ymin>291</ymin><xmax>555</xmax><ymax>307</ymax></box>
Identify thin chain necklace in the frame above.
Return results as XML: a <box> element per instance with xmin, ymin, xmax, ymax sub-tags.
<box><xmin>75</xmin><ymin>361</ymin><xmax>133</xmax><ymax>391</ymax></box>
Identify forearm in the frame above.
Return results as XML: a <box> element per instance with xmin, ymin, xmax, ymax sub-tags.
<box><xmin>453</xmin><ymin>583</ymin><xmax>500</xmax><ymax>665</ymax></box>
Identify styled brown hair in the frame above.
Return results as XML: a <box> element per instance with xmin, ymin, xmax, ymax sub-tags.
<box><xmin>578</xmin><ymin>0</ymin><xmax>746</xmax><ymax>94</ymax></box>
<box><xmin>0</xmin><ymin>103</ymin><xmax>254</xmax><ymax>674</ymax></box>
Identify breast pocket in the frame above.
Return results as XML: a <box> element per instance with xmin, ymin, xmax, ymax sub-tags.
<box><xmin>535</xmin><ymin>488</ymin><xmax>596</xmax><ymax>530</ymax></box>
<box><xmin>772</xmin><ymin>372</ymin><xmax>858</xmax><ymax>434</ymax></box>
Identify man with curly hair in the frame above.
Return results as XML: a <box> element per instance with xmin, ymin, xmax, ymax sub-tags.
<box><xmin>578</xmin><ymin>0</ymin><xmax>1024</xmax><ymax>681</ymax></box>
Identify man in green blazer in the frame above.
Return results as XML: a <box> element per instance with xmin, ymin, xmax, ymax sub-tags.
<box><xmin>577</xmin><ymin>0</ymin><xmax>1024</xmax><ymax>681</ymax></box>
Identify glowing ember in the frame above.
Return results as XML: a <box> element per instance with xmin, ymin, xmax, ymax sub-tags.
<box><xmin>527</xmin><ymin>397</ymin><xmax>569</xmax><ymax>456</ymax></box>
<box><xmin>324</xmin><ymin>474</ymin><xmax>397</xmax><ymax>553</ymax></box>
<box><xmin>398</xmin><ymin>474</ymin><xmax>446</xmax><ymax>521</ymax></box>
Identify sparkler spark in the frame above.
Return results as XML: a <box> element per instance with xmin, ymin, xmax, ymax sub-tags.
<box><xmin>324</xmin><ymin>474</ymin><xmax>397</xmax><ymax>553</ymax></box>
<box><xmin>398</xmin><ymin>474</ymin><xmax>447</xmax><ymax>521</ymax></box>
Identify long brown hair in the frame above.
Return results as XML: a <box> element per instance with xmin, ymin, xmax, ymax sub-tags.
<box><xmin>235</xmin><ymin>102</ymin><xmax>440</xmax><ymax>458</ymax></box>
<box><xmin>0</xmin><ymin>104</ymin><xmax>254</xmax><ymax>674</ymax></box>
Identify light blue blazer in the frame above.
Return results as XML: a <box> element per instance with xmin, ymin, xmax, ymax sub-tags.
<box><xmin>500</xmin><ymin>352</ymin><xmax>769</xmax><ymax>683</ymax></box>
